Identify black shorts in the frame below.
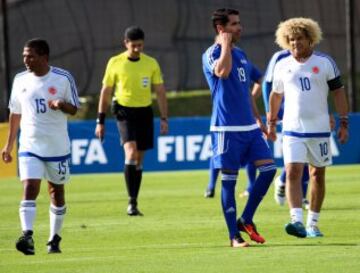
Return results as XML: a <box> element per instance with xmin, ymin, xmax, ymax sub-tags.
<box><xmin>112</xmin><ymin>102</ymin><xmax>154</xmax><ymax>150</ymax></box>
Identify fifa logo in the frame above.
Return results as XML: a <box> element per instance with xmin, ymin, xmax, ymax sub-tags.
<box><xmin>142</xmin><ymin>77</ymin><xmax>149</xmax><ymax>87</ymax></box>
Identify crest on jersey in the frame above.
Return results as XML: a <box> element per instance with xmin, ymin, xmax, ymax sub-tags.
<box><xmin>48</xmin><ymin>86</ymin><xmax>57</xmax><ymax>95</ymax></box>
<box><xmin>312</xmin><ymin>66</ymin><xmax>320</xmax><ymax>74</ymax></box>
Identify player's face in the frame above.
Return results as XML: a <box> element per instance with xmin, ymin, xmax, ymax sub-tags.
<box><xmin>222</xmin><ymin>14</ymin><xmax>242</xmax><ymax>42</ymax></box>
<box><xmin>23</xmin><ymin>47</ymin><xmax>47</xmax><ymax>75</ymax></box>
<box><xmin>288</xmin><ymin>31</ymin><xmax>312</xmax><ymax>59</ymax></box>
<box><xmin>125</xmin><ymin>39</ymin><xmax>144</xmax><ymax>58</ymax></box>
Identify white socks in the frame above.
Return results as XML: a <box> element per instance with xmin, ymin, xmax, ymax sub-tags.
<box><xmin>290</xmin><ymin>208</ymin><xmax>303</xmax><ymax>223</ymax></box>
<box><xmin>19</xmin><ymin>200</ymin><xmax>36</xmax><ymax>232</ymax></box>
<box><xmin>306</xmin><ymin>210</ymin><xmax>320</xmax><ymax>227</ymax></box>
<box><xmin>49</xmin><ymin>204</ymin><xmax>67</xmax><ymax>241</ymax></box>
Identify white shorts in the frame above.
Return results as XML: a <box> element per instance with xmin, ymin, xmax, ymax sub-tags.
<box><xmin>18</xmin><ymin>156</ymin><xmax>71</xmax><ymax>184</ymax></box>
<box><xmin>282</xmin><ymin>136</ymin><xmax>332</xmax><ymax>167</ymax></box>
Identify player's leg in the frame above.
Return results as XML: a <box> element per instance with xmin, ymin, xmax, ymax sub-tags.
<box><xmin>239</xmin><ymin>162</ymin><xmax>256</xmax><ymax>198</ymax></box>
<box><xmin>306</xmin><ymin>165</ymin><xmax>326</xmax><ymax>237</ymax></box>
<box><xmin>47</xmin><ymin>182</ymin><xmax>66</xmax><ymax>253</ymax></box>
<box><xmin>305</xmin><ymin>137</ymin><xmax>331</xmax><ymax>237</ymax></box>
<box><xmin>126</xmin><ymin>106</ymin><xmax>154</xmax><ymax>216</ymax></box>
<box><xmin>205</xmin><ymin>157</ymin><xmax>219</xmax><ymax>198</ymax></box>
<box><xmin>213</xmin><ymin>132</ymin><xmax>248</xmax><ymax>247</ymax></box>
<box><xmin>45</xmin><ymin>159</ymin><xmax>70</xmax><ymax>253</ymax></box>
<box><xmin>301</xmin><ymin>164</ymin><xmax>310</xmax><ymax>209</ymax></box>
<box><xmin>282</xmin><ymin>136</ymin><xmax>307</xmax><ymax>238</ymax></box>
<box><xmin>116</xmin><ymin>106</ymin><xmax>144</xmax><ymax>216</ymax></box>
<box><xmin>238</xmin><ymin>130</ymin><xmax>276</xmax><ymax>243</ymax></box>
<box><xmin>123</xmin><ymin>141</ymin><xmax>143</xmax><ymax>216</ymax></box>
<box><xmin>238</xmin><ymin>159</ymin><xmax>276</xmax><ymax>243</ymax></box>
<box><xmin>16</xmin><ymin>156</ymin><xmax>45</xmax><ymax>255</ymax></box>
<box><xmin>274</xmin><ymin>168</ymin><xmax>286</xmax><ymax>205</ymax></box>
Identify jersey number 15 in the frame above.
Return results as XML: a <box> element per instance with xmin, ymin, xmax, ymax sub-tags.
<box><xmin>35</xmin><ymin>98</ymin><xmax>47</xmax><ymax>113</ymax></box>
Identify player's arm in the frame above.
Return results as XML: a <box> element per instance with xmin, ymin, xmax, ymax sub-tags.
<box><xmin>251</xmin><ymin>80</ymin><xmax>267</xmax><ymax>134</ymax></box>
<box><xmin>1</xmin><ymin>113</ymin><xmax>21</xmax><ymax>163</ymax></box>
<box><xmin>267</xmin><ymin>91</ymin><xmax>283</xmax><ymax>141</ymax></box>
<box><xmin>214</xmin><ymin>32</ymin><xmax>232</xmax><ymax>78</ymax></box>
<box><xmin>332</xmin><ymin>87</ymin><xmax>349</xmax><ymax>144</ymax></box>
<box><xmin>48</xmin><ymin>100</ymin><xmax>78</xmax><ymax>115</ymax></box>
<box><xmin>153</xmin><ymin>83</ymin><xmax>168</xmax><ymax>135</ymax></box>
<box><xmin>95</xmin><ymin>85</ymin><xmax>113</xmax><ymax>140</ymax></box>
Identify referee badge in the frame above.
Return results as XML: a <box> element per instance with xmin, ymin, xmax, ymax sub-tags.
<box><xmin>142</xmin><ymin>77</ymin><xmax>149</xmax><ymax>87</ymax></box>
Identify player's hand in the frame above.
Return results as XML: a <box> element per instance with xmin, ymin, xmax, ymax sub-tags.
<box><xmin>160</xmin><ymin>120</ymin><xmax>168</xmax><ymax>135</ymax></box>
<box><xmin>337</xmin><ymin>127</ymin><xmax>348</xmax><ymax>144</ymax></box>
<box><xmin>95</xmin><ymin>124</ymin><xmax>105</xmax><ymax>143</ymax></box>
<box><xmin>256</xmin><ymin>119</ymin><xmax>268</xmax><ymax>137</ymax></box>
<box><xmin>329</xmin><ymin>115</ymin><xmax>336</xmax><ymax>131</ymax></box>
<box><xmin>267</xmin><ymin>125</ymin><xmax>277</xmax><ymax>141</ymax></box>
<box><xmin>48</xmin><ymin>99</ymin><xmax>63</xmax><ymax>110</ymax></box>
<box><xmin>1</xmin><ymin>146</ymin><xmax>13</xmax><ymax>163</ymax></box>
<box><xmin>217</xmin><ymin>32</ymin><xmax>233</xmax><ymax>47</ymax></box>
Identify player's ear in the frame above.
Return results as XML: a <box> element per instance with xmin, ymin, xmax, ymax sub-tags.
<box><xmin>216</xmin><ymin>24</ymin><xmax>224</xmax><ymax>33</ymax></box>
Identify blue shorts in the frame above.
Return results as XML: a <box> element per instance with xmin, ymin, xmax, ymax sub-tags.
<box><xmin>211</xmin><ymin>129</ymin><xmax>273</xmax><ymax>170</ymax></box>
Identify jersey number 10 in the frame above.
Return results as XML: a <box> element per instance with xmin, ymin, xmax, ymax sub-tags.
<box><xmin>299</xmin><ymin>77</ymin><xmax>311</xmax><ymax>91</ymax></box>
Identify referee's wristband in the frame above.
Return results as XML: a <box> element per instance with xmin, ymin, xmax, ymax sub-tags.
<box><xmin>96</xmin><ymin>113</ymin><xmax>106</xmax><ymax>125</ymax></box>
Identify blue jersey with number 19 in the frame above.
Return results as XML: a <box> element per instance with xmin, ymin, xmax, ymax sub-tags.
<box><xmin>202</xmin><ymin>44</ymin><xmax>262</xmax><ymax>131</ymax></box>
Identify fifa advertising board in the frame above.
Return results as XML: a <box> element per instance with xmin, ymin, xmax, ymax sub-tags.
<box><xmin>68</xmin><ymin>114</ymin><xmax>360</xmax><ymax>174</ymax></box>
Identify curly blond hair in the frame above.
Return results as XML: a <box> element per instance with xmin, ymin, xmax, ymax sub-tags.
<box><xmin>275</xmin><ymin>17</ymin><xmax>322</xmax><ymax>50</ymax></box>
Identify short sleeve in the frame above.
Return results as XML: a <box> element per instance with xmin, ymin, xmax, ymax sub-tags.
<box><xmin>151</xmin><ymin>59</ymin><xmax>164</xmax><ymax>85</ymax></box>
<box><xmin>203</xmin><ymin>45</ymin><xmax>221</xmax><ymax>75</ymax></box>
<box><xmin>64</xmin><ymin>72</ymin><xmax>80</xmax><ymax>107</ymax></box>
<box><xmin>271</xmin><ymin>63</ymin><xmax>284</xmax><ymax>94</ymax></box>
<box><xmin>8</xmin><ymin>77</ymin><xmax>21</xmax><ymax>114</ymax></box>
<box><xmin>102</xmin><ymin>58</ymin><xmax>116</xmax><ymax>88</ymax></box>
<box><xmin>324</xmin><ymin>55</ymin><xmax>341</xmax><ymax>81</ymax></box>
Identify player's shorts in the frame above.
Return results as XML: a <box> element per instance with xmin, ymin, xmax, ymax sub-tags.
<box><xmin>18</xmin><ymin>156</ymin><xmax>70</xmax><ymax>184</ymax></box>
<box><xmin>113</xmin><ymin>103</ymin><xmax>154</xmax><ymax>150</ymax></box>
<box><xmin>211</xmin><ymin>128</ymin><xmax>273</xmax><ymax>170</ymax></box>
<box><xmin>282</xmin><ymin>135</ymin><xmax>332</xmax><ymax>167</ymax></box>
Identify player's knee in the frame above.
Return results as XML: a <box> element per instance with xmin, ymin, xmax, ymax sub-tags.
<box><xmin>258</xmin><ymin>163</ymin><xmax>277</xmax><ymax>181</ymax></box>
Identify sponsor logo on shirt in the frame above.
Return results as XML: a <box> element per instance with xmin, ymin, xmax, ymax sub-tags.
<box><xmin>22</xmin><ymin>88</ymin><xmax>27</xmax><ymax>93</ymax></box>
<box><xmin>48</xmin><ymin>86</ymin><xmax>57</xmax><ymax>95</ymax></box>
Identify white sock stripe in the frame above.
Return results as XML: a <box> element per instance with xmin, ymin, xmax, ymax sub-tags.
<box><xmin>20</xmin><ymin>200</ymin><xmax>36</xmax><ymax>208</ymax></box>
<box><xmin>50</xmin><ymin>205</ymin><xmax>67</xmax><ymax>215</ymax></box>
<box><xmin>221</xmin><ymin>174</ymin><xmax>238</xmax><ymax>181</ymax></box>
<box><xmin>125</xmin><ymin>159</ymin><xmax>137</xmax><ymax>165</ymax></box>
<box><xmin>258</xmin><ymin>164</ymin><xmax>277</xmax><ymax>173</ymax></box>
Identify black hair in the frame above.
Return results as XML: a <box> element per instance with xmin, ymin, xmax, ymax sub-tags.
<box><xmin>124</xmin><ymin>26</ymin><xmax>145</xmax><ymax>41</ymax></box>
<box><xmin>211</xmin><ymin>8</ymin><xmax>239</xmax><ymax>33</ymax></box>
<box><xmin>24</xmin><ymin>38</ymin><xmax>50</xmax><ymax>56</ymax></box>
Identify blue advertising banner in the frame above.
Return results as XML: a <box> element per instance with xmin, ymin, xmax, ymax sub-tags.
<box><xmin>68</xmin><ymin>114</ymin><xmax>360</xmax><ymax>174</ymax></box>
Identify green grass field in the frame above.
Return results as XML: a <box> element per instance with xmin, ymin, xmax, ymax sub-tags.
<box><xmin>0</xmin><ymin>165</ymin><xmax>359</xmax><ymax>273</ymax></box>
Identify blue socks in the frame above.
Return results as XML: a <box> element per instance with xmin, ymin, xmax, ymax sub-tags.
<box><xmin>245</xmin><ymin>162</ymin><xmax>257</xmax><ymax>193</ymax></box>
<box><xmin>241</xmin><ymin>163</ymin><xmax>276</xmax><ymax>224</ymax></box>
<box><xmin>221</xmin><ymin>172</ymin><xmax>239</xmax><ymax>239</ymax></box>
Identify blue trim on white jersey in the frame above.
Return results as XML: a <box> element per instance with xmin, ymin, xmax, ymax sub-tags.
<box><xmin>14</xmin><ymin>70</ymin><xmax>29</xmax><ymax>79</ymax></box>
<box><xmin>51</xmin><ymin>67</ymin><xmax>80</xmax><ymax>107</ymax></box>
<box><xmin>262</xmin><ymin>50</ymin><xmax>290</xmax><ymax>117</ymax></box>
<box><xmin>18</xmin><ymin>152</ymin><xmax>71</xmax><ymax>161</ymax></box>
<box><xmin>283</xmin><ymin>131</ymin><xmax>331</xmax><ymax>138</ymax></box>
<box><xmin>313</xmin><ymin>51</ymin><xmax>340</xmax><ymax>77</ymax></box>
